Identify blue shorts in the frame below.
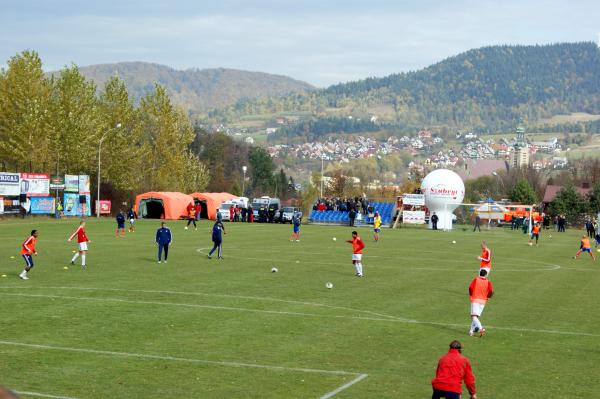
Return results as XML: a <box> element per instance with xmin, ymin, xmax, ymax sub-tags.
<box><xmin>22</xmin><ymin>254</ymin><xmax>33</xmax><ymax>268</ymax></box>
<box><xmin>582</xmin><ymin>248</ymin><xmax>591</xmax><ymax>253</ymax></box>
<box><xmin>531</xmin><ymin>233</ymin><xmax>539</xmax><ymax>239</ymax></box>
<box><xmin>374</xmin><ymin>228</ymin><xmax>380</xmax><ymax>233</ymax></box>
<box><xmin>118</xmin><ymin>223</ymin><xmax>125</xmax><ymax>229</ymax></box>
<box><xmin>293</xmin><ymin>226</ymin><xmax>300</xmax><ymax>233</ymax></box>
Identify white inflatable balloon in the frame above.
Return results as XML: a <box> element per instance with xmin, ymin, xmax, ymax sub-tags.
<box><xmin>421</xmin><ymin>169</ymin><xmax>465</xmax><ymax>230</ymax></box>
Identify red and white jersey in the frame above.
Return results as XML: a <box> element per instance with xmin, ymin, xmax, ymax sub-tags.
<box><xmin>479</xmin><ymin>248</ymin><xmax>491</xmax><ymax>268</ymax></box>
<box><xmin>21</xmin><ymin>235</ymin><xmax>37</xmax><ymax>255</ymax></box>
<box><xmin>69</xmin><ymin>226</ymin><xmax>89</xmax><ymax>243</ymax></box>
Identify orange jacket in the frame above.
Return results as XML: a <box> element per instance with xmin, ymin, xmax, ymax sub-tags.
<box><xmin>469</xmin><ymin>276</ymin><xmax>493</xmax><ymax>304</ymax></box>
<box><xmin>346</xmin><ymin>236</ymin><xmax>365</xmax><ymax>254</ymax></box>
<box><xmin>479</xmin><ymin>248</ymin><xmax>491</xmax><ymax>268</ymax></box>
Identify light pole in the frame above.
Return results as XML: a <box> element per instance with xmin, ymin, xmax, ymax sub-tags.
<box><xmin>97</xmin><ymin>123</ymin><xmax>121</xmax><ymax>218</ymax></box>
<box><xmin>242</xmin><ymin>165</ymin><xmax>247</xmax><ymax>196</ymax></box>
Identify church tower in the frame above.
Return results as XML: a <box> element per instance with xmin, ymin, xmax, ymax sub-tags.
<box><xmin>511</xmin><ymin>125</ymin><xmax>529</xmax><ymax>168</ymax></box>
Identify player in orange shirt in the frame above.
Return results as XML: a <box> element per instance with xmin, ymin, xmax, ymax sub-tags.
<box><xmin>468</xmin><ymin>269</ymin><xmax>493</xmax><ymax>337</ymax></box>
<box><xmin>19</xmin><ymin>230</ymin><xmax>39</xmax><ymax>280</ymax></box>
<box><xmin>529</xmin><ymin>223</ymin><xmax>541</xmax><ymax>246</ymax></box>
<box><xmin>345</xmin><ymin>231</ymin><xmax>365</xmax><ymax>277</ymax></box>
<box><xmin>477</xmin><ymin>241</ymin><xmax>491</xmax><ymax>275</ymax></box>
<box><xmin>574</xmin><ymin>236</ymin><xmax>596</xmax><ymax>261</ymax></box>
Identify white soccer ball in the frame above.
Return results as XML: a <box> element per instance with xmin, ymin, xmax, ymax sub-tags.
<box><xmin>597</xmin><ymin>248</ymin><xmax>600</xmax><ymax>253</ymax></box>
<box><xmin>271</xmin><ymin>267</ymin><xmax>278</xmax><ymax>273</ymax></box>
<box><xmin>1</xmin><ymin>274</ymin><xmax>6</xmax><ymax>278</ymax></box>
<box><xmin>528</xmin><ymin>242</ymin><xmax>533</xmax><ymax>246</ymax></box>
<box><xmin>452</xmin><ymin>240</ymin><xmax>456</xmax><ymax>244</ymax></box>
<box><xmin>332</xmin><ymin>237</ymin><xmax>337</xmax><ymax>241</ymax></box>
<box><xmin>326</xmin><ymin>282</ymin><xmax>333</xmax><ymax>289</ymax></box>
<box><xmin>549</xmin><ymin>235</ymin><xmax>552</xmax><ymax>238</ymax></box>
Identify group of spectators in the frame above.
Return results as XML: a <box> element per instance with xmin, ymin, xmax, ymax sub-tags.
<box><xmin>227</xmin><ymin>204</ymin><xmax>254</xmax><ymax>223</ymax></box>
<box><xmin>313</xmin><ymin>196</ymin><xmax>370</xmax><ymax>214</ymax></box>
<box><xmin>313</xmin><ymin>196</ymin><xmax>373</xmax><ymax>227</ymax></box>
<box><xmin>585</xmin><ymin>217</ymin><xmax>598</xmax><ymax>238</ymax></box>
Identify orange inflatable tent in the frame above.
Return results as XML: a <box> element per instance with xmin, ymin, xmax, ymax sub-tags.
<box><xmin>134</xmin><ymin>192</ymin><xmax>194</xmax><ymax>220</ymax></box>
<box><xmin>189</xmin><ymin>192</ymin><xmax>237</xmax><ymax>220</ymax></box>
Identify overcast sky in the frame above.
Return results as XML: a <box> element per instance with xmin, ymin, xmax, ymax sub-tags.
<box><xmin>1</xmin><ymin>0</ymin><xmax>599</xmax><ymax>87</ymax></box>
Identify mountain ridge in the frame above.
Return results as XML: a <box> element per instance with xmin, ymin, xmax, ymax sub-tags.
<box><xmin>68</xmin><ymin>61</ymin><xmax>315</xmax><ymax>113</ymax></box>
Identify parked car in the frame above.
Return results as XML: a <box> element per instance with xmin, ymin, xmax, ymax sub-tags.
<box><xmin>280</xmin><ymin>207</ymin><xmax>301</xmax><ymax>223</ymax></box>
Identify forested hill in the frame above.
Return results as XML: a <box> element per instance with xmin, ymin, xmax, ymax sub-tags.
<box><xmin>74</xmin><ymin>62</ymin><xmax>314</xmax><ymax>112</ymax></box>
<box><xmin>212</xmin><ymin>42</ymin><xmax>600</xmax><ymax>134</ymax></box>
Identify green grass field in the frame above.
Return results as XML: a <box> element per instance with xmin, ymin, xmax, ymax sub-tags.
<box><xmin>0</xmin><ymin>219</ymin><xmax>599</xmax><ymax>398</ymax></box>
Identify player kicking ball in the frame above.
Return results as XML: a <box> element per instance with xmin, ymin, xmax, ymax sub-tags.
<box><xmin>529</xmin><ymin>223</ymin><xmax>541</xmax><ymax>246</ymax></box>
<box><xmin>19</xmin><ymin>230</ymin><xmax>39</xmax><ymax>280</ymax></box>
<box><xmin>573</xmin><ymin>235</ymin><xmax>596</xmax><ymax>261</ymax></box>
<box><xmin>68</xmin><ymin>220</ymin><xmax>91</xmax><ymax>269</ymax></box>
<box><xmin>346</xmin><ymin>231</ymin><xmax>365</xmax><ymax>277</ymax></box>
<box><xmin>468</xmin><ymin>269</ymin><xmax>493</xmax><ymax>337</ymax></box>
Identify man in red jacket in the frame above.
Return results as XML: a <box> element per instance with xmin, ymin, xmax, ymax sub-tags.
<box><xmin>431</xmin><ymin>340</ymin><xmax>477</xmax><ymax>399</ymax></box>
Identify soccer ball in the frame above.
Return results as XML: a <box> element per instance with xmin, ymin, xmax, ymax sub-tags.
<box><xmin>184</xmin><ymin>226</ymin><xmax>188</xmax><ymax>230</ymax></box>
<box><xmin>528</xmin><ymin>242</ymin><xmax>533</xmax><ymax>246</ymax></box>
<box><xmin>326</xmin><ymin>282</ymin><xmax>333</xmax><ymax>289</ymax></box>
<box><xmin>271</xmin><ymin>267</ymin><xmax>278</xmax><ymax>273</ymax></box>
<box><xmin>452</xmin><ymin>240</ymin><xmax>456</xmax><ymax>244</ymax></box>
<box><xmin>63</xmin><ymin>266</ymin><xmax>69</xmax><ymax>270</ymax></box>
<box><xmin>332</xmin><ymin>237</ymin><xmax>337</xmax><ymax>241</ymax></box>
<box><xmin>1</xmin><ymin>274</ymin><xmax>6</xmax><ymax>278</ymax></box>
<box><xmin>597</xmin><ymin>248</ymin><xmax>600</xmax><ymax>253</ymax></box>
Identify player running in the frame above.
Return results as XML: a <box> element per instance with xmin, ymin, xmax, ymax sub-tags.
<box><xmin>468</xmin><ymin>269</ymin><xmax>493</xmax><ymax>337</ymax></box>
<box><xmin>208</xmin><ymin>219</ymin><xmax>226</xmax><ymax>259</ymax></box>
<box><xmin>573</xmin><ymin>235</ymin><xmax>596</xmax><ymax>261</ymax></box>
<box><xmin>68</xmin><ymin>220</ymin><xmax>90</xmax><ymax>269</ymax></box>
<box><xmin>529</xmin><ymin>222</ymin><xmax>541</xmax><ymax>246</ymax></box>
<box><xmin>185</xmin><ymin>207</ymin><xmax>197</xmax><ymax>230</ymax></box>
<box><xmin>290</xmin><ymin>212</ymin><xmax>301</xmax><ymax>242</ymax></box>
<box><xmin>127</xmin><ymin>208</ymin><xmax>136</xmax><ymax>233</ymax></box>
<box><xmin>19</xmin><ymin>230</ymin><xmax>39</xmax><ymax>280</ymax></box>
<box><xmin>477</xmin><ymin>241</ymin><xmax>491</xmax><ymax>275</ymax></box>
<box><xmin>346</xmin><ymin>231</ymin><xmax>365</xmax><ymax>277</ymax></box>
<box><xmin>116</xmin><ymin>210</ymin><xmax>126</xmax><ymax>238</ymax></box>
<box><xmin>373</xmin><ymin>211</ymin><xmax>381</xmax><ymax>241</ymax></box>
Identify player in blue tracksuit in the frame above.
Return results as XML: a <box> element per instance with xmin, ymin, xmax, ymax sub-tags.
<box><xmin>155</xmin><ymin>222</ymin><xmax>172</xmax><ymax>263</ymax></box>
<box><xmin>208</xmin><ymin>220</ymin><xmax>226</xmax><ymax>259</ymax></box>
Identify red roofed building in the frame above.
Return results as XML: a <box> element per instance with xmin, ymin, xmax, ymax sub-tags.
<box><xmin>457</xmin><ymin>159</ymin><xmax>509</xmax><ymax>181</ymax></box>
<box><xmin>542</xmin><ymin>184</ymin><xmax>591</xmax><ymax>205</ymax></box>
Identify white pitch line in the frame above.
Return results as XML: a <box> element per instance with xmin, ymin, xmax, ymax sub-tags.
<box><xmin>320</xmin><ymin>373</ymin><xmax>369</xmax><ymax>399</ymax></box>
<box><xmin>0</xmin><ymin>285</ymin><xmax>407</xmax><ymax>321</ymax></box>
<box><xmin>14</xmin><ymin>390</ymin><xmax>78</xmax><ymax>399</ymax></box>
<box><xmin>0</xmin><ymin>292</ymin><xmax>410</xmax><ymax>323</ymax></box>
<box><xmin>0</xmin><ymin>339</ymin><xmax>358</xmax><ymax>376</ymax></box>
<box><xmin>1</xmin><ymin>291</ymin><xmax>598</xmax><ymax>337</ymax></box>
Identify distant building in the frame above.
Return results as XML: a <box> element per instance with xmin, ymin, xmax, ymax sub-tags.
<box><xmin>244</xmin><ymin>136</ymin><xmax>255</xmax><ymax>144</ymax></box>
<box><xmin>511</xmin><ymin>125</ymin><xmax>530</xmax><ymax>168</ymax></box>
<box><xmin>457</xmin><ymin>159</ymin><xmax>509</xmax><ymax>180</ymax></box>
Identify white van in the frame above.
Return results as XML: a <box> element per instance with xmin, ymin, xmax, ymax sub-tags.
<box><xmin>217</xmin><ymin>197</ymin><xmax>249</xmax><ymax>221</ymax></box>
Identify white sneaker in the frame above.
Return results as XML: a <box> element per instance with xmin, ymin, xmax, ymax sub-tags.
<box><xmin>19</xmin><ymin>273</ymin><xmax>29</xmax><ymax>280</ymax></box>
<box><xmin>184</xmin><ymin>226</ymin><xmax>188</xmax><ymax>230</ymax></box>
<box><xmin>158</xmin><ymin>261</ymin><xmax>161</xmax><ymax>264</ymax></box>
<box><xmin>469</xmin><ymin>330</ymin><xmax>474</xmax><ymax>336</ymax></box>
